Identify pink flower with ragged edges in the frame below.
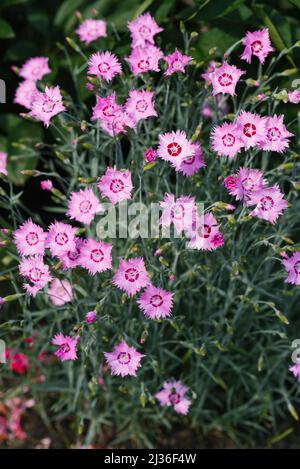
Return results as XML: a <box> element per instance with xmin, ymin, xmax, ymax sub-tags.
<box><xmin>46</xmin><ymin>221</ymin><xmax>77</xmax><ymax>257</ymax></box>
<box><xmin>14</xmin><ymin>218</ymin><xmax>47</xmax><ymax>256</ymax></box>
<box><xmin>0</xmin><ymin>151</ymin><xmax>8</xmax><ymax>176</ymax></box>
<box><xmin>235</xmin><ymin>167</ymin><xmax>267</xmax><ymax>205</ymax></box>
<box><xmin>76</xmin><ymin>19</ymin><xmax>107</xmax><ymax>45</ymax></box>
<box><xmin>157</xmin><ymin>130</ymin><xmax>195</xmax><ymax>170</ymax></box>
<box><xmin>211</xmin><ymin>122</ymin><xmax>244</xmax><ymax>158</ymax></box>
<box><xmin>19</xmin><ymin>256</ymin><xmax>52</xmax><ymax>297</ymax></box>
<box><xmin>125</xmin><ymin>90</ymin><xmax>157</xmax><ymax>123</ymax></box>
<box><xmin>48</xmin><ymin>278</ymin><xmax>73</xmax><ymax>306</ymax></box>
<box><xmin>211</xmin><ymin>62</ymin><xmax>245</xmax><ymax>96</ymax></box>
<box><xmin>14</xmin><ymin>80</ymin><xmax>37</xmax><ymax>109</ymax></box>
<box><xmin>86</xmin><ymin>310</ymin><xmax>97</xmax><ymax>324</ymax></box>
<box><xmin>137</xmin><ymin>284</ymin><xmax>174</xmax><ymax>320</ymax></box>
<box><xmin>67</xmin><ymin>188</ymin><xmax>104</xmax><ymax>225</ymax></box>
<box><xmin>258</xmin><ymin>115</ymin><xmax>293</xmax><ymax>153</ymax></box>
<box><xmin>40</xmin><ymin>179</ymin><xmax>53</xmax><ymax>191</ymax></box>
<box><xmin>113</xmin><ymin>257</ymin><xmax>150</xmax><ymax>297</ymax></box>
<box><xmin>235</xmin><ymin>111</ymin><xmax>266</xmax><ymax>149</ymax></box>
<box><xmin>128</xmin><ymin>12</ymin><xmax>163</xmax><ymax>48</ymax></box>
<box><xmin>156</xmin><ymin>380</ymin><xmax>191</xmax><ymax>415</ymax></box>
<box><xmin>241</xmin><ymin>29</ymin><xmax>274</xmax><ymax>64</ymax></box>
<box><xmin>145</xmin><ymin>147</ymin><xmax>157</xmax><ymax>162</ymax></box>
<box><xmin>91</xmin><ymin>93</ymin><xmax>123</xmax><ymax>122</ymax></box>
<box><xmin>290</xmin><ymin>359</ymin><xmax>300</xmax><ymax>381</ymax></box>
<box><xmin>101</xmin><ymin>111</ymin><xmax>136</xmax><ymax>136</ymax></box>
<box><xmin>104</xmin><ymin>340</ymin><xmax>144</xmax><ymax>377</ymax></box>
<box><xmin>224</xmin><ymin>175</ymin><xmax>238</xmax><ymax>195</ymax></box>
<box><xmin>178</xmin><ymin>142</ymin><xmax>206</xmax><ymax>177</ymax></box>
<box><xmin>164</xmin><ymin>49</ymin><xmax>192</xmax><ymax>76</ymax></box>
<box><xmin>126</xmin><ymin>45</ymin><xmax>163</xmax><ymax>76</ymax></box>
<box><xmin>288</xmin><ymin>90</ymin><xmax>300</xmax><ymax>104</ymax></box>
<box><xmin>283</xmin><ymin>252</ymin><xmax>300</xmax><ymax>286</ymax></box>
<box><xmin>79</xmin><ymin>238</ymin><xmax>112</xmax><ymax>275</ymax></box>
<box><xmin>29</xmin><ymin>86</ymin><xmax>66</xmax><ymax>128</ymax></box>
<box><xmin>88</xmin><ymin>51</ymin><xmax>122</xmax><ymax>81</ymax></box>
<box><xmin>58</xmin><ymin>237</ymin><xmax>84</xmax><ymax>270</ymax></box>
<box><xmin>98</xmin><ymin>167</ymin><xmax>133</xmax><ymax>205</ymax></box>
<box><xmin>52</xmin><ymin>333</ymin><xmax>79</xmax><ymax>361</ymax></box>
<box><xmin>160</xmin><ymin>193</ymin><xmax>196</xmax><ymax>234</ymax></box>
<box><xmin>187</xmin><ymin>212</ymin><xmax>224</xmax><ymax>251</ymax></box>
<box><xmin>19</xmin><ymin>57</ymin><xmax>51</xmax><ymax>81</ymax></box>
<box><xmin>201</xmin><ymin>60</ymin><xmax>218</xmax><ymax>84</ymax></box>
<box><xmin>248</xmin><ymin>185</ymin><xmax>288</xmax><ymax>224</ymax></box>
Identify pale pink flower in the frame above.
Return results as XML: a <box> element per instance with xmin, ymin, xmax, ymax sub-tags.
<box><xmin>157</xmin><ymin>130</ymin><xmax>195</xmax><ymax>170</ymax></box>
<box><xmin>52</xmin><ymin>333</ymin><xmax>79</xmax><ymax>361</ymax></box>
<box><xmin>178</xmin><ymin>142</ymin><xmax>205</xmax><ymax>177</ymax></box>
<box><xmin>48</xmin><ymin>278</ymin><xmax>73</xmax><ymax>306</ymax></box>
<box><xmin>46</xmin><ymin>221</ymin><xmax>77</xmax><ymax>257</ymax></box>
<box><xmin>14</xmin><ymin>219</ymin><xmax>47</xmax><ymax>256</ymax></box>
<box><xmin>288</xmin><ymin>90</ymin><xmax>300</xmax><ymax>104</ymax></box>
<box><xmin>201</xmin><ymin>60</ymin><xmax>218</xmax><ymax>84</ymax></box>
<box><xmin>91</xmin><ymin>93</ymin><xmax>123</xmax><ymax>122</ymax></box>
<box><xmin>76</xmin><ymin>19</ymin><xmax>107</xmax><ymax>45</ymax></box>
<box><xmin>29</xmin><ymin>86</ymin><xmax>66</xmax><ymax>128</ymax></box>
<box><xmin>248</xmin><ymin>185</ymin><xmax>288</xmax><ymax>224</ymax></box>
<box><xmin>283</xmin><ymin>252</ymin><xmax>300</xmax><ymax>286</ymax></box>
<box><xmin>79</xmin><ymin>238</ymin><xmax>112</xmax><ymax>275</ymax></box>
<box><xmin>187</xmin><ymin>212</ymin><xmax>224</xmax><ymax>251</ymax></box>
<box><xmin>104</xmin><ymin>340</ymin><xmax>144</xmax><ymax>377</ymax></box>
<box><xmin>14</xmin><ymin>80</ymin><xmax>37</xmax><ymax>109</ymax></box>
<box><xmin>128</xmin><ymin>13</ymin><xmax>163</xmax><ymax>48</ymax></box>
<box><xmin>145</xmin><ymin>147</ymin><xmax>157</xmax><ymax>162</ymax></box>
<box><xmin>230</xmin><ymin>167</ymin><xmax>267</xmax><ymax>205</ymax></box>
<box><xmin>290</xmin><ymin>359</ymin><xmax>300</xmax><ymax>381</ymax></box>
<box><xmin>58</xmin><ymin>237</ymin><xmax>84</xmax><ymax>270</ymax></box>
<box><xmin>98</xmin><ymin>168</ymin><xmax>133</xmax><ymax>205</ymax></box>
<box><xmin>156</xmin><ymin>380</ymin><xmax>191</xmax><ymax>415</ymax></box>
<box><xmin>125</xmin><ymin>90</ymin><xmax>157</xmax><ymax>123</ymax></box>
<box><xmin>210</xmin><ymin>62</ymin><xmax>245</xmax><ymax>96</ymax></box>
<box><xmin>160</xmin><ymin>193</ymin><xmax>196</xmax><ymax>234</ymax></box>
<box><xmin>112</xmin><ymin>257</ymin><xmax>150</xmax><ymax>297</ymax></box>
<box><xmin>86</xmin><ymin>310</ymin><xmax>97</xmax><ymax>324</ymax></box>
<box><xmin>235</xmin><ymin>111</ymin><xmax>266</xmax><ymax>149</ymax></box>
<box><xmin>40</xmin><ymin>179</ymin><xmax>53</xmax><ymax>191</ymax></box>
<box><xmin>0</xmin><ymin>151</ymin><xmax>8</xmax><ymax>176</ymax></box>
<box><xmin>241</xmin><ymin>29</ymin><xmax>274</xmax><ymax>64</ymax></box>
<box><xmin>19</xmin><ymin>256</ymin><xmax>52</xmax><ymax>297</ymax></box>
<box><xmin>126</xmin><ymin>45</ymin><xmax>163</xmax><ymax>76</ymax></box>
<box><xmin>67</xmin><ymin>188</ymin><xmax>104</xmax><ymax>225</ymax></box>
<box><xmin>137</xmin><ymin>284</ymin><xmax>174</xmax><ymax>320</ymax></box>
<box><xmin>88</xmin><ymin>51</ymin><xmax>122</xmax><ymax>81</ymax></box>
<box><xmin>19</xmin><ymin>57</ymin><xmax>51</xmax><ymax>81</ymax></box>
<box><xmin>258</xmin><ymin>115</ymin><xmax>293</xmax><ymax>153</ymax></box>
<box><xmin>100</xmin><ymin>111</ymin><xmax>136</xmax><ymax>136</ymax></box>
<box><xmin>211</xmin><ymin>122</ymin><xmax>244</xmax><ymax>158</ymax></box>
<box><xmin>164</xmin><ymin>49</ymin><xmax>192</xmax><ymax>76</ymax></box>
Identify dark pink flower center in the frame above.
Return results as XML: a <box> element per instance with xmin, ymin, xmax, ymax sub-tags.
<box><xmin>150</xmin><ymin>294</ymin><xmax>163</xmax><ymax>307</ymax></box>
<box><xmin>42</xmin><ymin>99</ymin><xmax>56</xmax><ymax>114</ymax></box>
<box><xmin>136</xmin><ymin>99</ymin><xmax>148</xmax><ymax>112</ymax></box>
<box><xmin>110</xmin><ymin>178</ymin><xmax>125</xmax><ymax>193</ymax></box>
<box><xmin>171</xmin><ymin>204</ymin><xmax>185</xmax><ymax>220</ymax></box>
<box><xmin>98</xmin><ymin>62</ymin><xmax>110</xmax><ymax>73</ymax></box>
<box><xmin>212</xmin><ymin>233</ymin><xmax>224</xmax><ymax>246</ymax></box>
<box><xmin>251</xmin><ymin>40</ymin><xmax>263</xmax><ymax>53</ymax></box>
<box><xmin>137</xmin><ymin>59</ymin><xmax>150</xmax><ymax>70</ymax></box>
<box><xmin>102</xmin><ymin>105</ymin><xmax>115</xmax><ymax>117</ymax></box>
<box><xmin>218</xmin><ymin>73</ymin><xmax>233</xmax><ymax>87</ymax></box>
<box><xmin>29</xmin><ymin>267</ymin><xmax>42</xmax><ymax>282</ymax></box>
<box><xmin>90</xmin><ymin>248</ymin><xmax>104</xmax><ymax>263</ymax></box>
<box><xmin>167</xmin><ymin>142</ymin><xmax>182</xmax><ymax>157</ymax></box>
<box><xmin>294</xmin><ymin>261</ymin><xmax>300</xmax><ymax>275</ymax></box>
<box><xmin>171</xmin><ymin>59</ymin><xmax>182</xmax><ymax>70</ymax></box>
<box><xmin>241</xmin><ymin>177</ymin><xmax>254</xmax><ymax>191</ymax></box>
<box><xmin>203</xmin><ymin>224</ymin><xmax>211</xmax><ymax>239</ymax></box>
<box><xmin>25</xmin><ymin>231</ymin><xmax>39</xmax><ymax>246</ymax></box>
<box><xmin>117</xmin><ymin>351</ymin><xmax>131</xmax><ymax>365</ymax></box>
<box><xmin>125</xmin><ymin>267</ymin><xmax>139</xmax><ymax>282</ymax></box>
<box><xmin>60</xmin><ymin>343</ymin><xmax>70</xmax><ymax>353</ymax></box>
<box><xmin>79</xmin><ymin>200</ymin><xmax>92</xmax><ymax>214</ymax></box>
<box><xmin>222</xmin><ymin>133</ymin><xmax>235</xmax><ymax>147</ymax></box>
<box><xmin>138</xmin><ymin>25</ymin><xmax>151</xmax><ymax>37</ymax></box>
<box><xmin>267</xmin><ymin>127</ymin><xmax>281</xmax><ymax>141</ymax></box>
<box><xmin>67</xmin><ymin>248</ymin><xmax>80</xmax><ymax>261</ymax></box>
<box><xmin>183</xmin><ymin>154</ymin><xmax>195</xmax><ymax>165</ymax></box>
<box><xmin>243</xmin><ymin>123</ymin><xmax>256</xmax><ymax>138</ymax></box>
<box><xmin>169</xmin><ymin>391</ymin><xmax>181</xmax><ymax>405</ymax></box>
<box><xmin>55</xmin><ymin>232</ymin><xmax>69</xmax><ymax>246</ymax></box>
<box><xmin>260</xmin><ymin>195</ymin><xmax>274</xmax><ymax>211</ymax></box>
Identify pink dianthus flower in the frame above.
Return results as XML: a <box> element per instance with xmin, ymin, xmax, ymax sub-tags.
<box><xmin>79</xmin><ymin>238</ymin><xmax>113</xmax><ymax>275</ymax></box>
<box><xmin>52</xmin><ymin>333</ymin><xmax>79</xmax><ymax>361</ymax></box>
<box><xmin>104</xmin><ymin>340</ymin><xmax>144</xmax><ymax>377</ymax></box>
<box><xmin>88</xmin><ymin>51</ymin><xmax>122</xmax><ymax>82</ymax></box>
<box><xmin>67</xmin><ymin>188</ymin><xmax>104</xmax><ymax>225</ymax></box>
<box><xmin>112</xmin><ymin>257</ymin><xmax>150</xmax><ymax>297</ymax></box>
<box><xmin>156</xmin><ymin>380</ymin><xmax>191</xmax><ymax>415</ymax></box>
<box><xmin>241</xmin><ymin>29</ymin><xmax>274</xmax><ymax>64</ymax></box>
<box><xmin>98</xmin><ymin>168</ymin><xmax>133</xmax><ymax>205</ymax></box>
<box><xmin>14</xmin><ymin>219</ymin><xmax>47</xmax><ymax>257</ymax></box>
<box><xmin>137</xmin><ymin>284</ymin><xmax>174</xmax><ymax>319</ymax></box>
<box><xmin>76</xmin><ymin>19</ymin><xmax>107</xmax><ymax>45</ymax></box>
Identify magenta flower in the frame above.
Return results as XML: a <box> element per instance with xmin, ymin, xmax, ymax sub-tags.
<box><xmin>29</xmin><ymin>86</ymin><xmax>66</xmax><ymax>128</ymax></box>
<box><xmin>125</xmin><ymin>90</ymin><xmax>157</xmax><ymax>124</ymax></box>
<box><xmin>187</xmin><ymin>212</ymin><xmax>224</xmax><ymax>251</ymax></box>
<box><xmin>126</xmin><ymin>45</ymin><xmax>163</xmax><ymax>76</ymax></box>
<box><xmin>104</xmin><ymin>340</ymin><xmax>144</xmax><ymax>377</ymax></box>
<box><xmin>98</xmin><ymin>167</ymin><xmax>133</xmax><ymax>205</ymax></box>
<box><xmin>67</xmin><ymin>188</ymin><xmax>104</xmax><ymax>225</ymax></box>
<box><xmin>235</xmin><ymin>111</ymin><xmax>266</xmax><ymax>149</ymax></box>
<box><xmin>137</xmin><ymin>285</ymin><xmax>174</xmax><ymax>320</ymax></box>
<box><xmin>88</xmin><ymin>51</ymin><xmax>122</xmax><ymax>81</ymax></box>
<box><xmin>178</xmin><ymin>142</ymin><xmax>205</xmax><ymax>177</ymax></box>
<box><xmin>52</xmin><ymin>333</ymin><xmax>79</xmax><ymax>362</ymax></box>
<box><xmin>86</xmin><ymin>310</ymin><xmax>97</xmax><ymax>324</ymax></box>
<box><xmin>48</xmin><ymin>278</ymin><xmax>73</xmax><ymax>306</ymax></box>
<box><xmin>164</xmin><ymin>49</ymin><xmax>192</xmax><ymax>76</ymax></box>
<box><xmin>224</xmin><ymin>175</ymin><xmax>238</xmax><ymax>194</ymax></box>
<box><xmin>0</xmin><ymin>151</ymin><xmax>8</xmax><ymax>176</ymax></box>
<box><xmin>58</xmin><ymin>237</ymin><xmax>84</xmax><ymax>270</ymax></box>
<box><xmin>91</xmin><ymin>93</ymin><xmax>123</xmax><ymax>122</ymax></box>
<box><xmin>19</xmin><ymin>56</ymin><xmax>51</xmax><ymax>81</ymax></box>
<box><xmin>14</xmin><ymin>219</ymin><xmax>47</xmax><ymax>257</ymax></box>
<box><xmin>76</xmin><ymin>19</ymin><xmax>107</xmax><ymax>45</ymax></box>
<box><xmin>211</xmin><ymin>122</ymin><xmax>244</xmax><ymax>158</ymax></box>
<box><xmin>128</xmin><ymin>12</ymin><xmax>163</xmax><ymax>48</ymax></box>
<box><xmin>160</xmin><ymin>193</ymin><xmax>196</xmax><ymax>234</ymax></box>
<box><xmin>248</xmin><ymin>185</ymin><xmax>288</xmax><ymax>224</ymax></box>
<box><xmin>113</xmin><ymin>257</ymin><xmax>150</xmax><ymax>297</ymax></box>
<box><xmin>157</xmin><ymin>130</ymin><xmax>195</xmax><ymax>170</ymax></box>
<box><xmin>100</xmin><ymin>111</ymin><xmax>136</xmax><ymax>136</ymax></box>
<box><xmin>79</xmin><ymin>238</ymin><xmax>113</xmax><ymax>275</ymax></box>
<box><xmin>19</xmin><ymin>256</ymin><xmax>52</xmax><ymax>297</ymax></box>
<box><xmin>241</xmin><ymin>29</ymin><xmax>274</xmax><ymax>64</ymax></box>
<box><xmin>40</xmin><ymin>179</ymin><xmax>53</xmax><ymax>191</ymax></box>
<box><xmin>145</xmin><ymin>147</ymin><xmax>157</xmax><ymax>162</ymax></box>
<box><xmin>14</xmin><ymin>80</ymin><xmax>37</xmax><ymax>109</ymax></box>
<box><xmin>258</xmin><ymin>115</ymin><xmax>293</xmax><ymax>153</ymax></box>
<box><xmin>46</xmin><ymin>221</ymin><xmax>77</xmax><ymax>257</ymax></box>
<box><xmin>288</xmin><ymin>91</ymin><xmax>300</xmax><ymax>104</ymax></box>
<box><xmin>290</xmin><ymin>360</ymin><xmax>300</xmax><ymax>381</ymax></box>
<box><xmin>283</xmin><ymin>252</ymin><xmax>300</xmax><ymax>286</ymax></box>
<box><xmin>156</xmin><ymin>380</ymin><xmax>191</xmax><ymax>415</ymax></box>
<box><xmin>211</xmin><ymin>62</ymin><xmax>245</xmax><ymax>96</ymax></box>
